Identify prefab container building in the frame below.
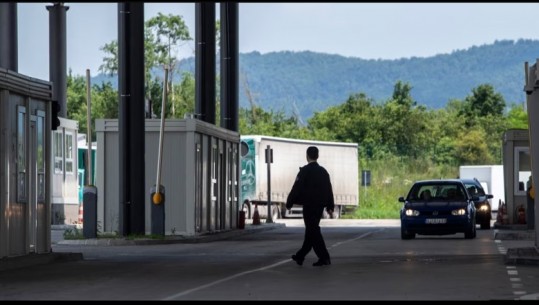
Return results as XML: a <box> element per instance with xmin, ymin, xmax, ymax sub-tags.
<box><xmin>95</xmin><ymin>118</ymin><xmax>240</xmax><ymax>236</ymax></box>
<box><xmin>0</xmin><ymin>68</ymin><xmax>53</xmax><ymax>257</ymax></box>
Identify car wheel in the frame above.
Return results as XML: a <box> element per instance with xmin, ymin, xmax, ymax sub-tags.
<box><xmin>480</xmin><ymin>221</ymin><xmax>490</xmax><ymax>230</ymax></box>
<box><xmin>401</xmin><ymin>227</ymin><xmax>415</xmax><ymax>240</ymax></box>
<box><xmin>465</xmin><ymin>220</ymin><xmax>476</xmax><ymax>239</ymax></box>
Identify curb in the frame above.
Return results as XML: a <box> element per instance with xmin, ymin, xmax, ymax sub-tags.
<box><xmin>505</xmin><ymin>247</ymin><xmax>539</xmax><ymax>266</ymax></box>
<box><xmin>57</xmin><ymin>223</ymin><xmax>286</xmax><ymax>246</ymax></box>
<box><xmin>0</xmin><ymin>252</ymin><xmax>83</xmax><ymax>272</ymax></box>
<box><xmin>494</xmin><ymin>231</ymin><xmax>535</xmax><ymax>240</ymax></box>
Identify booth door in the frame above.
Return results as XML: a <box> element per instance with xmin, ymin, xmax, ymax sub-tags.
<box><xmin>28</xmin><ymin>110</ymin><xmax>47</xmax><ymax>253</ymax></box>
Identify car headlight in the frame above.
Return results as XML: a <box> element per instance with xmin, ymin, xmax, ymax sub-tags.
<box><xmin>451</xmin><ymin>208</ymin><xmax>466</xmax><ymax>216</ymax></box>
<box><xmin>404</xmin><ymin>209</ymin><xmax>420</xmax><ymax>216</ymax></box>
<box><xmin>478</xmin><ymin>204</ymin><xmax>490</xmax><ymax>212</ymax></box>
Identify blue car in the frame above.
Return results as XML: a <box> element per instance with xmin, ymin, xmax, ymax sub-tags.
<box><xmin>398</xmin><ymin>179</ymin><xmax>477</xmax><ymax>240</ymax></box>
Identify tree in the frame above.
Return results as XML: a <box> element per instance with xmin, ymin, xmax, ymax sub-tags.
<box><xmin>454</xmin><ymin>129</ymin><xmax>494</xmax><ymax>165</ymax></box>
<box><xmin>308</xmin><ymin>92</ymin><xmax>375</xmax><ymax>144</ymax></box>
<box><xmin>173</xmin><ymin>72</ymin><xmax>196</xmax><ymax>117</ymax></box>
<box><xmin>92</xmin><ymin>82</ymin><xmax>118</xmax><ymax>120</ymax></box>
<box><xmin>146</xmin><ymin>12</ymin><xmax>191</xmax><ymax>69</ymax></box>
<box><xmin>66</xmin><ymin>70</ymin><xmax>88</xmax><ymax>133</ymax></box>
<box><xmin>66</xmin><ymin>71</ymin><xmax>118</xmax><ymax>140</ymax></box>
<box><xmin>146</xmin><ymin>13</ymin><xmax>192</xmax><ymax>117</ymax></box>
<box><xmin>379</xmin><ymin>81</ymin><xmax>430</xmax><ymax>158</ymax></box>
<box><xmin>506</xmin><ymin>102</ymin><xmax>529</xmax><ymax>129</ymax></box>
<box><xmin>98</xmin><ymin>13</ymin><xmax>192</xmax><ymax>118</ymax></box>
<box><xmin>462</xmin><ymin>84</ymin><xmax>506</xmax><ymax>126</ymax></box>
<box><xmin>392</xmin><ymin>80</ymin><xmax>415</xmax><ymax>108</ymax></box>
<box><xmin>239</xmin><ymin>105</ymin><xmax>308</xmax><ymax>138</ymax></box>
<box><xmin>98</xmin><ymin>41</ymin><xmax>117</xmax><ymax>77</ymax></box>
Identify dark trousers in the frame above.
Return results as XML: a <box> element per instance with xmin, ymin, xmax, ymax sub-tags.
<box><xmin>296</xmin><ymin>205</ymin><xmax>330</xmax><ymax>260</ymax></box>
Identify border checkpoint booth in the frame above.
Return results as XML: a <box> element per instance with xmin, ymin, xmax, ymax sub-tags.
<box><xmin>524</xmin><ymin>60</ymin><xmax>539</xmax><ymax>248</ymax></box>
<box><xmin>0</xmin><ymin>68</ymin><xmax>53</xmax><ymax>257</ymax></box>
<box><xmin>95</xmin><ymin>118</ymin><xmax>241</xmax><ymax>236</ymax></box>
<box><xmin>502</xmin><ymin>129</ymin><xmax>531</xmax><ymax>226</ymax></box>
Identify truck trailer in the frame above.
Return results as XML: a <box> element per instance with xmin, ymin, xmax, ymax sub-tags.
<box><xmin>240</xmin><ymin>135</ymin><xmax>359</xmax><ymax>219</ymax></box>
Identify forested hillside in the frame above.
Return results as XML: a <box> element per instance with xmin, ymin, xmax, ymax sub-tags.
<box><xmin>93</xmin><ymin>39</ymin><xmax>537</xmax><ymax>121</ymax></box>
<box><xmin>177</xmin><ymin>39</ymin><xmax>537</xmax><ymax>121</ymax></box>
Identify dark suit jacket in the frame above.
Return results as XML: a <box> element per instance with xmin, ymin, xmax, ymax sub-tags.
<box><xmin>286</xmin><ymin>161</ymin><xmax>335</xmax><ymax>210</ymax></box>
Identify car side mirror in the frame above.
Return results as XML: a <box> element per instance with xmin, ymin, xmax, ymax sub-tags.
<box><xmin>486</xmin><ymin>194</ymin><xmax>493</xmax><ymax>199</ymax></box>
<box><xmin>398</xmin><ymin>196</ymin><xmax>405</xmax><ymax>202</ymax></box>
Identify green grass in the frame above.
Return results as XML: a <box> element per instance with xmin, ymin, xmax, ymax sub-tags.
<box><xmin>125</xmin><ymin>233</ymin><xmax>165</xmax><ymax>240</ymax></box>
<box><xmin>63</xmin><ymin>227</ymin><xmax>84</xmax><ymax>239</ymax></box>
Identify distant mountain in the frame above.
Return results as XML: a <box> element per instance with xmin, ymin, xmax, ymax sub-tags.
<box><xmin>92</xmin><ymin>39</ymin><xmax>538</xmax><ymax>121</ymax></box>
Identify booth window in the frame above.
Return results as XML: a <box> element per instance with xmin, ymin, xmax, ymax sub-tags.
<box><xmin>17</xmin><ymin>106</ymin><xmax>27</xmax><ymax>202</ymax></box>
<box><xmin>211</xmin><ymin>143</ymin><xmax>217</xmax><ymax>201</ymax></box>
<box><xmin>54</xmin><ymin>131</ymin><xmax>63</xmax><ymax>173</ymax></box>
<box><xmin>65</xmin><ymin>131</ymin><xmax>74</xmax><ymax>174</ymax></box>
<box><xmin>514</xmin><ymin>146</ymin><xmax>531</xmax><ymax>195</ymax></box>
<box><xmin>53</xmin><ymin>129</ymin><xmax>75</xmax><ymax>175</ymax></box>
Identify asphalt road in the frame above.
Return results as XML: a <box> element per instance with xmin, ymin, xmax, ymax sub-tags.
<box><xmin>1</xmin><ymin>219</ymin><xmax>538</xmax><ymax>300</ymax></box>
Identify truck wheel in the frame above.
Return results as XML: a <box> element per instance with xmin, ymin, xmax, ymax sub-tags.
<box><xmin>331</xmin><ymin>206</ymin><xmax>341</xmax><ymax>219</ymax></box>
<box><xmin>271</xmin><ymin>205</ymin><xmax>280</xmax><ymax>220</ymax></box>
<box><xmin>322</xmin><ymin>209</ymin><xmax>330</xmax><ymax>219</ymax></box>
<box><xmin>242</xmin><ymin>202</ymin><xmax>251</xmax><ymax>219</ymax></box>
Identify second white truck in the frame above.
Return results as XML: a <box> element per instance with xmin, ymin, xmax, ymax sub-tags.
<box><xmin>240</xmin><ymin>135</ymin><xmax>359</xmax><ymax>219</ymax></box>
<box><xmin>459</xmin><ymin>165</ymin><xmax>504</xmax><ymax>212</ymax></box>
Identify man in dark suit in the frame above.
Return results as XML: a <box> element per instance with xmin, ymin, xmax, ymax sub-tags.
<box><xmin>286</xmin><ymin>146</ymin><xmax>335</xmax><ymax>267</ymax></box>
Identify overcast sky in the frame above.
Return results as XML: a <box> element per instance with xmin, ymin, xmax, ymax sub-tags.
<box><xmin>16</xmin><ymin>2</ymin><xmax>539</xmax><ymax>81</ymax></box>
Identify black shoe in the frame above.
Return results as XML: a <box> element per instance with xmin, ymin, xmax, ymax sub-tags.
<box><xmin>312</xmin><ymin>258</ymin><xmax>331</xmax><ymax>266</ymax></box>
<box><xmin>291</xmin><ymin>255</ymin><xmax>304</xmax><ymax>266</ymax></box>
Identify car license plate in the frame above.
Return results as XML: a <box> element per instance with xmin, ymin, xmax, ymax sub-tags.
<box><xmin>425</xmin><ymin>218</ymin><xmax>446</xmax><ymax>224</ymax></box>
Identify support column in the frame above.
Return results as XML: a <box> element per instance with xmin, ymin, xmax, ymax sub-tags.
<box><xmin>195</xmin><ymin>2</ymin><xmax>216</xmax><ymax>124</ymax></box>
<box><xmin>0</xmin><ymin>3</ymin><xmax>18</xmax><ymax>72</ymax></box>
<box><xmin>220</xmin><ymin>2</ymin><xmax>239</xmax><ymax>132</ymax></box>
<box><xmin>118</xmin><ymin>2</ymin><xmax>145</xmax><ymax>236</ymax></box>
<box><xmin>47</xmin><ymin>3</ymin><xmax>69</xmax><ymax>117</ymax></box>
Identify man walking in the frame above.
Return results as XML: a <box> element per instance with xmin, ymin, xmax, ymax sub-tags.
<box><xmin>286</xmin><ymin>146</ymin><xmax>335</xmax><ymax>266</ymax></box>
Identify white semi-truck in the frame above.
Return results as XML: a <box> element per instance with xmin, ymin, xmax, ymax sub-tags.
<box><xmin>240</xmin><ymin>135</ymin><xmax>359</xmax><ymax>219</ymax></box>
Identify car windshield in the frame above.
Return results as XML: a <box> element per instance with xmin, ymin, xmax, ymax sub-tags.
<box><xmin>408</xmin><ymin>182</ymin><xmax>467</xmax><ymax>201</ymax></box>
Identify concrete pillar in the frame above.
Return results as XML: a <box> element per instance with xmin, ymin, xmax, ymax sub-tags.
<box><xmin>195</xmin><ymin>2</ymin><xmax>216</xmax><ymax>124</ymax></box>
<box><xmin>118</xmin><ymin>2</ymin><xmax>145</xmax><ymax>236</ymax></box>
<box><xmin>47</xmin><ymin>3</ymin><xmax>69</xmax><ymax>117</ymax></box>
<box><xmin>0</xmin><ymin>3</ymin><xmax>18</xmax><ymax>71</ymax></box>
<box><xmin>220</xmin><ymin>2</ymin><xmax>239</xmax><ymax>132</ymax></box>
